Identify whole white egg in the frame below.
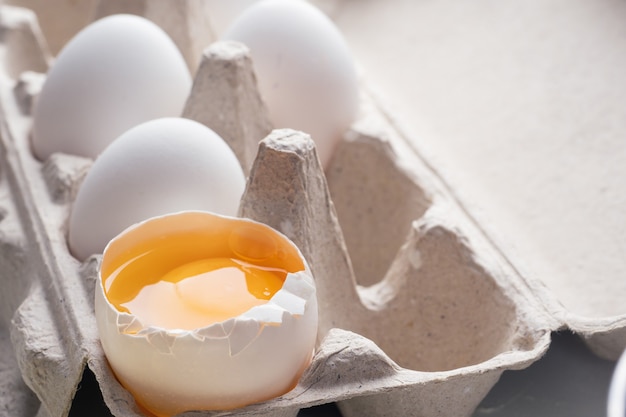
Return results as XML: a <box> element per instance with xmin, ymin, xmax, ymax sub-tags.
<box><xmin>32</xmin><ymin>14</ymin><xmax>192</xmax><ymax>161</ymax></box>
<box><xmin>221</xmin><ymin>0</ymin><xmax>359</xmax><ymax>168</ymax></box>
<box><xmin>68</xmin><ymin>117</ymin><xmax>245</xmax><ymax>261</ymax></box>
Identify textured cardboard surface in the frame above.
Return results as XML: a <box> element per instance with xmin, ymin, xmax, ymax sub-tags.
<box><xmin>0</xmin><ymin>2</ymin><xmax>621</xmax><ymax>417</ymax></box>
<box><xmin>322</xmin><ymin>0</ymin><xmax>626</xmax><ymax>360</ymax></box>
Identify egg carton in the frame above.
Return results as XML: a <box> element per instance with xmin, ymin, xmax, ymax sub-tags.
<box><xmin>0</xmin><ymin>2</ymin><xmax>624</xmax><ymax>417</ymax></box>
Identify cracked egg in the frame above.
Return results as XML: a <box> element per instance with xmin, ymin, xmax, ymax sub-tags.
<box><xmin>94</xmin><ymin>211</ymin><xmax>318</xmax><ymax>416</ymax></box>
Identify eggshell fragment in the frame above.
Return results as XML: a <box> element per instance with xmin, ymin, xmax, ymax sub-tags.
<box><xmin>95</xmin><ymin>211</ymin><xmax>318</xmax><ymax>416</ymax></box>
<box><xmin>222</xmin><ymin>0</ymin><xmax>359</xmax><ymax>168</ymax></box>
<box><xmin>68</xmin><ymin>117</ymin><xmax>245</xmax><ymax>261</ymax></box>
<box><xmin>32</xmin><ymin>14</ymin><xmax>191</xmax><ymax>160</ymax></box>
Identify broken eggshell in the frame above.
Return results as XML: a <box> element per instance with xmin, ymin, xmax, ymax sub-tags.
<box><xmin>94</xmin><ymin>210</ymin><xmax>318</xmax><ymax>416</ymax></box>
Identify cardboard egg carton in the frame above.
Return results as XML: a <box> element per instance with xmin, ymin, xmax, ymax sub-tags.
<box><xmin>0</xmin><ymin>2</ymin><xmax>624</xmax><ymax>417</ymax></box>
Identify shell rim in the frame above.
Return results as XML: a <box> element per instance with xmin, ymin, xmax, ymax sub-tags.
<box><xmin>96</xmin><ymin>209</ymin><xmax>316</xmax><ymax>339</ymax></box>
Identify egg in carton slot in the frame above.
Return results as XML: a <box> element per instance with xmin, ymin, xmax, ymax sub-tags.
<box><xmin>0</xmin><ymin>2</ymin><xmax>582</xmax><ymax>417</ymax></box>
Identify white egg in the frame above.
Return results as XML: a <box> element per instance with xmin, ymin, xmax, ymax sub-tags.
<box><xmin>95</xmin><ymin>211</ymin><xmax>318</xmax><ymax>415</ymax></box>
<box><xmin>32</xmin><ymin>14</ymin><xmax>192</xmax><ymax>160</ymax></box>
<box><xmin>68</xmin><ymin>117</ymin><xmax>245</xmax><ymax>261</ymax></box>
<box><xmin>222</xmin><ymin>0</ymin><xmax>359</xmax><ymax>168</ymax></box>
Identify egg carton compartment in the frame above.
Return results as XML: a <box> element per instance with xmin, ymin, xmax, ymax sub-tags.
<box><xmin>0</xmin><ymin>2</ymin><xmax>613</xmax><ymax>417</ymax></box>
<box><xmin>321</xmin><ymin>0</ymin><xmax>626</xmax><ymax>361</ymax></box>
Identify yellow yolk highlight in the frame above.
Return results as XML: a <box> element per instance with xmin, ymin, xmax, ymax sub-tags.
<box><xmin>101</xmin><ymin>215</ymin><xmax>304</xmax><ymax>331</ymax></box>
<box><xmin>119</xmin><ymin>258</ymin><xmax>284</xmax><ymax>330</ymax></box>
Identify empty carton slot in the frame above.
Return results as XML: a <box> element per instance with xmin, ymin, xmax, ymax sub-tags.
<box><xmin>354</xmin><ymin>219</ymin><xmax>521</xmax><ymax>372</ymax></box>
<box><xmin>327</xmin><ymin>129</ymin><xmax>431</xmax><ymax>287</ymax></box>
<box><xmin>240</xmin><ymin>129</ymin><xmax>524</xmax><ymax>373</ymax></box>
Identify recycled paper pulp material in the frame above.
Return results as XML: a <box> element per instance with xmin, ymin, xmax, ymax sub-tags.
<box><xmin>0</xmin><ymin>2</ymin><xmax>623</xmax><ymax>417</ymax></box>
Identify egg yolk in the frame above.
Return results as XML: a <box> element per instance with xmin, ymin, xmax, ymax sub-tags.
<box><xmin>102</xmin><ymin>219</ymin><xmax>304</xmax><ymax>331</ymax></box>
<box><xmin>120</xmin><ymin>258</ymin><xmax>284</xmax><ymax>330</ymax></box>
